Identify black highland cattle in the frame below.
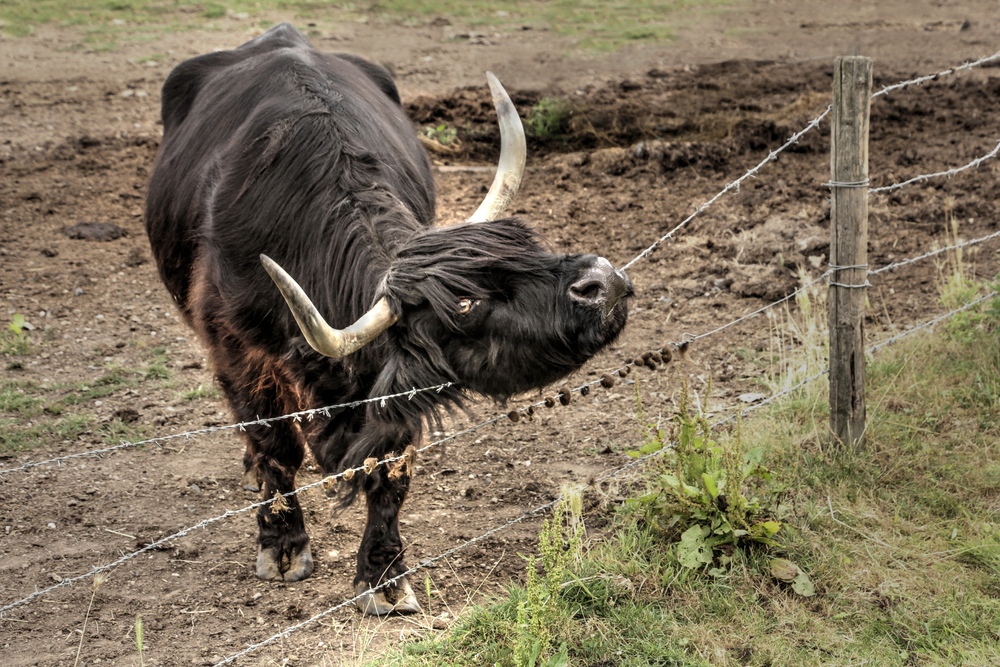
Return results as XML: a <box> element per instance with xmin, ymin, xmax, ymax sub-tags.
<box><xmin>145</xmin><ymin>23</ymin><xmax>632</xmax><ymax>615</ymax></box>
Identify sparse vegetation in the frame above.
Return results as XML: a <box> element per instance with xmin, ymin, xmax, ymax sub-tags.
<box><xmin>143</xmin><ymin>346</ymin><xmax>171</xmax><ymax>380</ymax></box>
<box><xmin>1</xmin><ymin>313</ymin><xmax>32</xmax><ymax>356</ymax></box>
<box><xmin>181</xmin><ymin>384</ymin><xmax>220</xmax><ymax>402</ymax></box>
<box><xmin>424</xmin><ymin>123</ymin><xmax>458</xmax><ymax>145</ymax></box>
<box><xmin>134</xmin><ymin>615</ymin><xmax>146</xmax><ymax>667</ymax></box>
<box><xmin>525</xmin><ymin>97</ymin><xmax>570</xmax><ymax>139</ymax></box>
<box><xmin>627</xmin><ymin>391</ymin><xmax>786</xmax><ymax>573</ymax></box>
<box><xmin>0</xmin><ymin>347</ymin><xmax>169</xmax><ymax>453</ymax></box>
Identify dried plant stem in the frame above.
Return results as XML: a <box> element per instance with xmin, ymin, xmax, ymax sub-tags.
<box><xmin>73</xmin><ymin>575</ymin><xmax>105</xmax><ymax>667</ymax></box>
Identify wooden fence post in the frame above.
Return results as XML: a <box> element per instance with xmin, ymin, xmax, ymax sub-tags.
<box><xmin>828</xmin><ymin>56</ymin><xmax>872</xmax><ymax>450</ymax></box>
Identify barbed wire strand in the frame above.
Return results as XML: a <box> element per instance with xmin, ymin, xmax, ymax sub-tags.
<box><xmin>0</xmin><ymin>409</ymin><xmax>513</xmax><ymax>617</ymax></box>
<box><xmin>0</xmin><ymin>382</ymin><xmax>454</xmax><ymax>477</ymax></box>
<box><xmin>598</xmin><ymin>293</ymin><xmax>998</xmax><ymax>482</ymax></box>
<box><xmin>869</xmin><ymin>140</ymin><xmax>1000</xmax><ymax>194</ymax></box>
<box><xmin>871</xmin><ymin>50</ymin><xmax>1000</xmax><ymax>99</ymax></box>
<box><xmin>621</xmin><ymin>48</ymin><xmax>1000</xmax><ymax>275</ymax></box>
<box><xmin>675</xmin><ymin>271</ymin><xmax>833</xmax><ymax>348</ymax></box>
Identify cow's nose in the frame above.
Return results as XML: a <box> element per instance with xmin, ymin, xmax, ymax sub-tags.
<box><xmin>569</xmin><ymin>257</ymin><xmax>632</xmax><ymax>316</ymax></box>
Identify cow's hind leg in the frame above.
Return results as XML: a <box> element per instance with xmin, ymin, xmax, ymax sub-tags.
<box><xmin>215</xmin><ymin>351</ymin><xmax>314</xmax><ymax>582</ymax></box>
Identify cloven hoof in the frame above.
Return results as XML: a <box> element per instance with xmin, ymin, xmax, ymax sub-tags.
<box><xmin>354</xmin><ymin>577</ymin><xmax>421</xmax><ymax>616</ymax></box>
<box><xmin>256</xmin><ymin>543</ymin><xmax>315</xmax><ymax>582</ymax></box>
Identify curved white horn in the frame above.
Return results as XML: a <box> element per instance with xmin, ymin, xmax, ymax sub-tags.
<box><xmin>260</xmin><ymin>254</ymin><xmax>397</xmax><ymax>359</ymax></box>
<box><xmin>467</xmin><ymin>72</ymin><xmax>527</xmax><ymax>223</ymax></box>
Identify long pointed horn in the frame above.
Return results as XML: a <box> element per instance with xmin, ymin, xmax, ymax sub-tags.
<box><xmin>260</xmin><ymin>254</ymin><xmax>397</xmax><ymax>359</ymax></box>
<box><xmin>467</xmin><ymin>72</ymin><xmax>526</xmax><ymax>223</ymax></box>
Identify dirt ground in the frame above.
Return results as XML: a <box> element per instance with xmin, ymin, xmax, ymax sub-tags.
<box><xmin>2</xmin><ymin>1</ymin><xmax>1000</xmax><ymax>665</ymax></box>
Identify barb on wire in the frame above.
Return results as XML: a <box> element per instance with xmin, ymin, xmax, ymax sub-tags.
<box><xmin>620</xmin><ymin>107</ymin><xmax>831</xmax><ymax>272</ymax></box>
<box><xmin>211</xmin><ymin>499</ymin><xmax>559</xmax><ymax>666</ymax></box>
<box><xmin>870</xmin><ymin>229</ymin><xmax>1000</xmax><ymax>277</ymax></box>
<box><xmin>870</xmin><ymin>140</ymin><xmax>1000</xmax><ymax>194</ymax></box>
<box><xmin>872</xmin><ymin>49</ymin><xmax>1000</xmax><ymax>99</ymax></box>
<box><xmin>0</xmin><ymin>382</ymin><xmax>454</xmax><ymax>477</ymax></box>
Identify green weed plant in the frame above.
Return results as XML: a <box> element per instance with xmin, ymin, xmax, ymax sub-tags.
<box><xmin>526</xmin><ymin>98</ymin><xmax>569</xmax><ymax>139</ymax></box>
<box><xmin>2</xmin><ymin>313</ymin><xmax>32</xmax><ymax>356</ymax></box>
<box><xmin>627</xmin><ymin>393</ymin><xmax>782</xmax><ymax>573</ymax></box>
<box><xmin>513</xmin><ymin>489</ymin><xmax>582</xmax><ymax>666</ymax></box>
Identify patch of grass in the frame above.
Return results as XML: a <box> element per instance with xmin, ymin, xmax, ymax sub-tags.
<box><xmin>373</xmin><ymin>289</ymin><xmax>1000</xmax><ymax>666</ymax></box>
<box><xmin>144</xmin><ymin>346</ymin><xmax>171</xmax><ymax>380</ymax></box>
<box><xmin>525</xmin><ymin>97</ymin><xmax>570</xmax><ymax>139</ymax></box>
<box><xmin>1</xmin><ymin>313</ymin><xmax>33</xmax><ymax>356</ymax></box>
<box><xmin>0</xmin><ymin>414</ymin><xmax>92</xmax><ymax>453</ymax></box>
<box><xmin>202</xmin><ymin>2</ymin><xmax>227</xmax><ymax>19</ymax></box>
<box><xmin>0</xmin><ymin>381</ymin><xmax>45</xmax><ymax>416</ymax></box>
<box><xmin>375</xmin><ymin>0</ymin><xmax>734</xmax><ymax>50</ymax></box>
<box><xmin>99</xmin><ymin>416</ymin><xmax>148</xmax><ymax>444</ymax></box>
<box><xmin>423</xmin><ymin>123</ymin><xmax>458</xmax><ymax>146</ymax></box>
<box><xmin>0</xmin><ymin>347</ymin><xmax>170</xmax><ymax>453</ymax></box>
<box><xmin>180</xmin><ymin>384</ymin><xmax>219</xmax><ymax>402</ymax></box>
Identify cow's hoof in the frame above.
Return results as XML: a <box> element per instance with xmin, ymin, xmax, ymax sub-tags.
<box><xmin>393</xmin><ymin>577</ymin><xmax>422</xmax><ymax>614</ymax></box>
<box><xmin>354</xmin><ymin>584</ymin><xmax>394</xmax><ymax>616</ymax></box>
<box><xmin>354</xmin><ymin>577</ymin><xmax>422</xmax><ymax>616</ymax></box>
<box><xmin>256</xmin><ymin>544</ymin><xmax>314</xmax><ymax>581</ymax></box>
<box><xmin>241</xmin><ymin>468</ymin><xmax>262</xmax><ymax>492</ymax></box>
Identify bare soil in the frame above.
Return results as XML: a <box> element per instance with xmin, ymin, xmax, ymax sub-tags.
<box><xmin>2</xmin><ymin>2</ymin><xmax>1000</xmax><ymax>665</ymax></box>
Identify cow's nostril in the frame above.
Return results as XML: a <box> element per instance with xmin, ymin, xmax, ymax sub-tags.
<box><xmin>570</xmin><ymin>279</ymin><xmax>606</xmax><ymax>304</ymax></box>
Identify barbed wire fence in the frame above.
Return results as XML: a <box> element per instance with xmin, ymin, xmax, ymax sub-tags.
<box><xmin>4</xmin><ymin>177</ymin><xmax>997</xmax><ymax>619</ymax></box>
<box><xmin>2</xmin><ymin>47</ymin><xmax>1000</xmax><ymax>663</ymax></box>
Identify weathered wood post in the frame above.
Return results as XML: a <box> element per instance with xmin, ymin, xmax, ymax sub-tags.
<box><xmin>828</xmin><ymin>56</ymin><xmax>872</xmax><ymax>449</ymax></box>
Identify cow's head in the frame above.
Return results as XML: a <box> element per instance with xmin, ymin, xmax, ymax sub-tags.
<box><xmin>262</xmin><ymin>74</ymin><xmax>632</xmax><ymax>400</ymax></box>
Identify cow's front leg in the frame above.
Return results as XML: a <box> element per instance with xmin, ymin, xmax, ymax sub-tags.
<box><xmin>354</xmin><ymin>467</ymin><xmax>420</xmax><ymax>615</ymax></box>
<box><xmin>250</xmin><ymin>425</ymin><xmax>314</xmax><ymax>582</ymax></box>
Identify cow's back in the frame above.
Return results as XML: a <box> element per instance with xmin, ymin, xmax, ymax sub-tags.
<box><xmin>145</xmin><ymin>23</ymin><xmax>435</xmax><ymax>335</ymax></box>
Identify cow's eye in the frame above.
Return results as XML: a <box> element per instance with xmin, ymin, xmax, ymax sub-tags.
<box><xmin>457</xmin><ymin>298</ymin><xmax>477</xmax><ymax>315</ymax></box>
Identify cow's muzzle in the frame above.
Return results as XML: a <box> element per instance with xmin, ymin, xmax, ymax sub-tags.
<box><xmin>568</xmin><ymin>257</ymin><xmax>633</xmax><ymax>319</ymax></box>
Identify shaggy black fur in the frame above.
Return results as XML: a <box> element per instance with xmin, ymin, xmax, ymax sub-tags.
<box><xmin>145</xmin><ymin>23</ymin><xmax>631</xmax><ymax>596</ymax></box>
